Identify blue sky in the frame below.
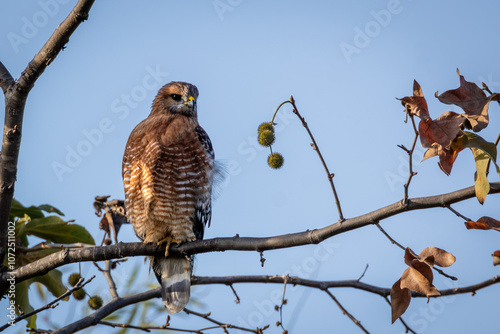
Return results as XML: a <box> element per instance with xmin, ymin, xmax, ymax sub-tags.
<box><xmin>1</xmin><ymin>1</ymin><xmax>500</xmax><ymax>333</ymax></box>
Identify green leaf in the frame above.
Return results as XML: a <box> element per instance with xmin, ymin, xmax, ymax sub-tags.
<box><xmin>460</xmin><ymin>132</ymin><xmax>500</xmax><ymax>204</ymax></box>
<box><xmin>10</xmin><ymin>199</ymin><xmax>64</xmax><ymax>221</ymax></box>
<box><xmin>13</xmin><ymin>280</ymin><xmax>37</xmax><ymax>328</ymax></box>
<box><xmin>24</xmin><ymin>216</ymin><xmax>95</xmax><ymax>245</ymax></box>
<box><xmin>36</xmin><ymin>204</ymin><xmax>64</xmax><ymax>216</ymax></box>
<box><xmin>28</xmin><ymin>269</ymin><xmax>68</xmax><ymax>301</ymax></box>
<box><xmin>462</xmin><ymin>132</ymin><xmax>498</xmax><ymax>160</ymax></box>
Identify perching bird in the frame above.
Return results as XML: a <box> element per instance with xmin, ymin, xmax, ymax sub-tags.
<box><xmin>122</xmin><ymin>81</ymin><xmax>214</xmax><ymax>313</ymax></box>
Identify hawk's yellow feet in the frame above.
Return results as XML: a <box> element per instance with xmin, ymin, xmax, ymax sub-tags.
<box><xmin>157</xmin><ymin>237</ymin><xmax>183</xmax><ymax>257</ymax></box>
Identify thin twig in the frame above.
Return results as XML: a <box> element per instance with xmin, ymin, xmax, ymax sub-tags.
<box><xmin>228</xmin><ymin>283</ymin><xmax>240</xmax><ymax>304</ymax></box>
<box><xmin>382</xmin><ymin>296</ymin><xmax>417</xmax><ymax>334</ymax></box>
<box><xmin>376</xmin><ymin>223</ymin><xmax>457</xmax><ymax>280</ymax></box>
<box><xmin>324</xmin><ymin>290</ymin><xmax>370</xmax><ymax>333</ymax></box>
<box><xmin>104</xmin><ymin>260</ymin><xmax>119</xmax><ymax>299</ymax></box>
<box><xmin>486</xmin><ymin>130</ymin><xmax>500</xmax><ymax>176</ymax></box>
<box><xmin>289</xmin><ymin>96</ymin><xmax>344</xmax><ymax>221</ymax></box>
<box><xmin>446</xmin><ymin>205</ymin><xmax>471</xmax><ymax>222</ymax></box>
<box><xmin>400</xmin><ymin>108</ymin><xmax>419</xmax><ymax>204</ymax></box>
<box><xmin>376</xmin><ymin>223</ymin><xmax>405</xmax><ymax>251</ymax></box>
<box><xmin>0</xmin><ymin>276</ymin><xmax>95</xmax><ymax>331</ymax></box>
<box><xmin>184</xmin><ymin>308</ymin><xmax>264</xmax><ymax>333</ymax></box>
<box><xmin>276</xmin><ymin>275</ymin><xmax>289</xmax><ymax>332</ymax></box>
<box><xmin>357</xmin><ymin>264</ymin><xmax>369</xmax><ymax>282</ymax></box>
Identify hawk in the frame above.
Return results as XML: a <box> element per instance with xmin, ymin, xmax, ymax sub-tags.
<box><xmin>122</xmin><ymin>81</ymin><xmax>214</xmax><ymax>313</ymax></box>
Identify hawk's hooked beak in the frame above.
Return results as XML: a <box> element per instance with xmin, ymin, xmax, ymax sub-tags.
<box><xmin>183</xmin><ymin>96</ymin><xmax>196</xmax><ymax>109</ymax></box>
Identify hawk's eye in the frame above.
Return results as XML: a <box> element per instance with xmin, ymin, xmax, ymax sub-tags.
<box><xmin>171</xmin><ymin>94</ymin><xmax>182</xmax><ymax>101</ymax></box>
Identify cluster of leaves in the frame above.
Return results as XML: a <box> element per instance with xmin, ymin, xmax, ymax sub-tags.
<box><xmin>7</xmin><ymin>199</ymin><xmax>95</xmax><ymax>328</ymax></box>
<box><xmin>257</xmin><ymin>122</ymin><xmax>284</xmax><ymax>169</ymax></box>
<box><xmin>391</xmin><ymin>247</ymin><xmax>456</xmax><ymax>322</ymax></box>
<box><xmin>399</xmin><ymin>70</ymin><xmax>500</xmax><ymax>203</ymax></box>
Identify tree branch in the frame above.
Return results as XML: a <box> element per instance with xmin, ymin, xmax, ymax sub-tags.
<box><xmin>2</xmin><ymin>182</ymin><xmax>498</xmax><ymax>292</ymax></box>
<box><xmin>324</xmin><ymin>290</ymin><xmax>370</xmax><ymax>333</ymax></box>
<box><xmin>0</xmin><ymin>62</ymin><xmax>14</xmax><ymax>94</ymax></box>
<box><xmin>0</xmin><ymin>0</ymin><xmax>96</xmax><ymax>268</ymax></box>
<box><xmin>290</xmin><ymin>96</ymin><xmax>344</xmax><ymax>220</ymax></box>
<box><xmin>0</xmin><ymin>276</ymin><xmax>95</xmax><ymax>331</ymax></box>
<box><xmin>48</xmin><ymin>274</ymin><xmax>500</xmax><ymax>334</ymax></box>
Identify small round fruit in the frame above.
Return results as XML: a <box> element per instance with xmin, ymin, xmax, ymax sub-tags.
<box><xmin>88</xmin><ymin>295</ymin><xmax>103</xmax><ymax>310</ymax></box>
<box><xmin>258</xmin><ymin>122</ymin><xmax>274</xmax><ymax>134</ymax></box>
<box><xmin>72</xmin><ymin>288</ymin><xmax>86</xmax><ymax>301</ymax></box>
<box><xmin>268</xmin><ymin>153</ymin><xmax>284</xmax><ymax>169</ymax></box>
<box><xmin>68</xmin><ymin>273</ymin><xmax>81</xmax><ymax>287</ymax></box>
<box><xmin>259</xmin><ymin>130</ymin><xmax>275</xmax><ymax>147</ymax></box>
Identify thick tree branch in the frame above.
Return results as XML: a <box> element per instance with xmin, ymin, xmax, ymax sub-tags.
<box><xmin>49</xmin><ymin>274</ymin><xmax>500</xmax><ymax>334</ymax></box>
<box><xmin>2</xmin><ymin>182</ymin><xmax>498</xmax><ymax>292</ymax></box>
<box><xmin>0</xmin><ymin>0</ymin><xmax>95</xmax><ymax>268</ymax></box>
<box><xmin>0</xmin><ymin>62</ymin><xmax>14</xmax><ymax>94</ymax></box>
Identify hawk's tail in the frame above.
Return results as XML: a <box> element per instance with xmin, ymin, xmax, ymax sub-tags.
<box><xmin>152</xmin><ymin>255</ymin><xmax>191</xmax><ymax>314</ymax></box>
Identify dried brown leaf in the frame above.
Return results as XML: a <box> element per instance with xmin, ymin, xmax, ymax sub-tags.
<box><xmin>465</xmin><ymin>216</ymin><xmax>500</xmax><ymax>231</ymax></box>
<box><xmin>404</xmin><ymin>248</ymin><xmax>419</xmax><ymax>266</ymax></box>
<box><xmin>399</xmin><ymin>80</ymin><xmax>430</xmax><ymax>120</ymax></box>
<box><xmin>436</xmin><ymin>70</ymin><xmax>500</xmax><ymax>132</ymax></box>
<box><xmin>492</xmin><ymin>251</ymin><xmax>500</xmax><ymax>266</ymax></box>
<box><xmin>400</xmin><ymin>267</ymin><xmax>440</xmax><ymax>298</ymax></box>
<box><xmin>419</xmin><ymin>112</ymin><xmax>464</xmax><ymax>150</ymax></box>
<box><xmin>410</xmin><ymin>259</ymin><xmax>434</xmax><ymax>284</ymax></box>
<box><xmin>390</xmin><ymin>279</ymin><xmax>411</xmax><ymax>323</ymax></box>
<box><xmin>419</xmin><ymin>247</ymin><xmax>456</xmax><ymax>267</ymax></box>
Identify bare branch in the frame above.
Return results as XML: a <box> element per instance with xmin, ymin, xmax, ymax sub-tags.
<box><xmin>47</xmin><ymin>274</ymin><xmax>500</xmax><ymax>334</ymax></box>
<box><xmin>184</xmin><ymin>308</ymin><xmax>263</xmax><ymax>333</ymax></box>
<box><xmin>376</xmin><ymin>223</ymin><xmax>457</xmax><ymax>280</ymax></box>
<box><xmin>0</xmin><ymin>62</ymin><xmax>14</xmax><ymax>94</ymax></box>
<box><xmin>0</xmin><ymin>276</ymin><xmax>95</xmax><ymax>331</ymax></box>
<box><xmin>0</xmin><ymin>0</ymin><xmax>96</xmax><ymax>267</ymax></box>
<box><xmin>290</xmin><ymin>96</ymin><xmax>344</xmax><ymax>220</ymax></box>
<box><xmin>400</xmin><ymin>108</ymin><xmax>419</xmax><ymax>204</ymax></box>
<box><xmin>227</xmin><ymin>283</ymin><xmax>240</xmax><ymax>304</ymax></box>
<box><xmin>376</xmin><ymin>223</ymin><xmax>405</xmax><ymax>251</ymax></box>
<box><xmin>382</xmin><ymin>296</ymin><xmax>417</xmax><ymax>334</ymax></box>
<box><xmin>325</xmin><ymin>290</ymin><xmax>370</xmax><ymax>333</ymax></box>
<box><xmin>2</xmin><ymin>182</ymin><xmax>499</xmax><ymax>290</ymax></box>
<box><xmin>446</xmin><ymin>205</ymin><xmax>471</xmax><ymax>222</ymax></box>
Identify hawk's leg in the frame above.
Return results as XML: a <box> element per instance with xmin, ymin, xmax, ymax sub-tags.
<box><xmin>157</xmin><ymin>237</ymin><xmax>183</xmax><ymax>257</ymax></box>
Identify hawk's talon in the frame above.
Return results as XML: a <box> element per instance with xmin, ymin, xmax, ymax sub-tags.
<box><xmin>157</xmin><ymin>237</ymin><xmax>183</xmax><ymax>257</ymax></box>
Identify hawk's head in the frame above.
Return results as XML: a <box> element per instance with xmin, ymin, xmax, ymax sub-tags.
<box><xmin>152</xmin><ymin>81</ymin><xmax>199</xmax><ymax>117</ymax></box>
